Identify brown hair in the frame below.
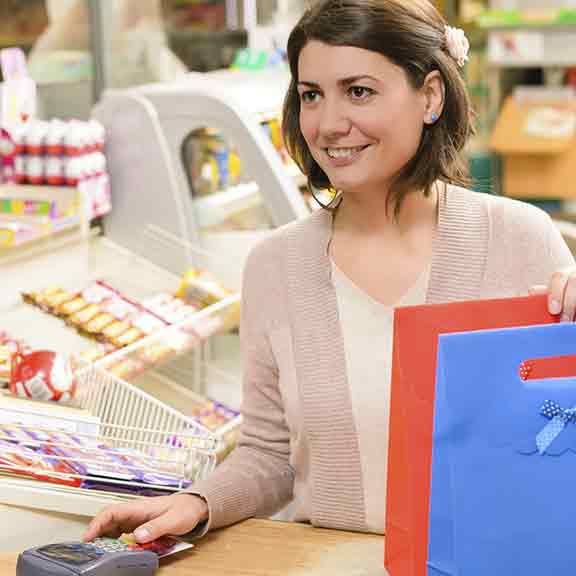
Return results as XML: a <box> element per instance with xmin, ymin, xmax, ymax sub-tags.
<box><xmin>281</xmin><ymin>0</ymin><xmax>475</xmax><ymax>215</ymax></box>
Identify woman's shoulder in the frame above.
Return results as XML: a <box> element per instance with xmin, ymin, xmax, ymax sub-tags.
<box><xmin>244</xmin><ymin>209</ymin><xmax>330</xmax><ymax>271</ymax></box>
<box><xmin>447</xmin><ymin>184</ymin><xmax>555</xmax><ymax>236</ymax></box>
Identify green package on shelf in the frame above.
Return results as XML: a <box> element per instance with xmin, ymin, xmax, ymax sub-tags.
<box><xmin>231</xmin><ymin>48</ymin><xmax>268</xmax><ymax>71</ymax></box>
<box><xmin>477</xmin><ymin>8</ymin><xmax>576</xmax><ymax>28</ymax></box>
<box><xmin>476</xmin><ymin>10</ymin><xmax>522</xmax><ymax>28</ymax></box>
<box><xmin>557</xmin><ymin>9</ymin><xmax>576</xmax><ymax>25</ymax></box>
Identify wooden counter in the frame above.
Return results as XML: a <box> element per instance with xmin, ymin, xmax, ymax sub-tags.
<box><xmin>0</xmin><ymin>519</ymin><xmax>386</xmax><ymax>576</ymax></box>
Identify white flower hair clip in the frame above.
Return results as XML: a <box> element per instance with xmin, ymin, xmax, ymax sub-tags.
<box><xmin>444</xmin><ymin>25</ymin><xmax>470</xmax><ymax>68</ymax></box>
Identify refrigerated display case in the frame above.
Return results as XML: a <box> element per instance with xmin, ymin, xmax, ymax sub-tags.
<box><xmin>0</xmin><ymin>226</ymin><xmax>243</xmax><ymax>550</ymax></box>
<box><xmin>93</xmin><ymin>67</ymin><xmax>310</xmax><ymax>290</ymax></box>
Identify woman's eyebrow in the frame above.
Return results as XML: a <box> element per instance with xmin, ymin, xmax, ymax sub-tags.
<box><xmin>297</xmin><ymin>75</ymin><xmax>378</xmax><ymax>89</ymax></box>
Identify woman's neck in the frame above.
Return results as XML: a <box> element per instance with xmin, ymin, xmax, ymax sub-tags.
<box><xmin>333</xmin><ymin>184</ymin><xmax>439</xmax><ymax>238</ymax></box>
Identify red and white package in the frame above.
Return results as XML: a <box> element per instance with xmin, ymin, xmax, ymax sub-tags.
<box><xmin>10</xmin><ymin>350</ymin><xmax>77</xmax><ymax>403</ymax></box>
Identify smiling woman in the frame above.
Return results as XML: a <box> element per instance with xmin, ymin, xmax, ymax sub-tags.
<box><xmin>296</xmin><ymin>42</ymin><xmax>440</xmax><ymax>203</ymax></box>
<box><xmin>282</xmin><ymin>0</ymin><xmax>473</xmax><ymax>215</ymax></box>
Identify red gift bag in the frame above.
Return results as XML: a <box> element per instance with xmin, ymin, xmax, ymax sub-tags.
<box><xmin>385</xmin><ymin>294</ymin><xmax>558</xmax><ymax>576</ymax></box>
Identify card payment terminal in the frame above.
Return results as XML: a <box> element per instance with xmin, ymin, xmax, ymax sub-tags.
<box><xmin>17</xmin><ymin>538</ymin><xmax>159</xmax><ymax>576</ymax></box>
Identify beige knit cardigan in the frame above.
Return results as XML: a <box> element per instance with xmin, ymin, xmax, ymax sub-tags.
<box><xmin>188</xmin><ymin>185</ymin><xmax>574</xmax><ymax>533</ymax></box>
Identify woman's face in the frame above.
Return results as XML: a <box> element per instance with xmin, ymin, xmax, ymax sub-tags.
<box><xmin>297</xmin><ymin>41</ymin><xmax>429</xmax><ymax>196</ymax></box>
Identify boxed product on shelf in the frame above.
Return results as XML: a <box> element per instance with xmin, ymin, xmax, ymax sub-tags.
<box><xmin>490</xmin><ymin>87</ymin><xmax>576</xmax><ymax>199</ymax></box>
<box><xmin>0</xmin><ymin>183</ymin><xmax>93</xmax><ymax>251</ymax></box>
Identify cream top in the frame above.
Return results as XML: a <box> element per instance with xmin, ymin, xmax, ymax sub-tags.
<box><xmin>331</xmin><ymin>260</ymin><xmax>429</xmax><ymax>533</ymax></box>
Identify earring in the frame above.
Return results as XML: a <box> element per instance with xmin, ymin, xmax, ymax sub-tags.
<box><xmin>430</xmin><ymin>112</ymin><xmax>439</xmax><ymax>123</ymax></box>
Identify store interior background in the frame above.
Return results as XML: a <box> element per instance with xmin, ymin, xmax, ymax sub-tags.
<box><xmin>1</xmin><ymin>0</ymin><xmax>576</xmax><ymax>551</ymax></box>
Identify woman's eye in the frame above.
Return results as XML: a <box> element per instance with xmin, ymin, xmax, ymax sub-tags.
<box><xmin>349</xmin><ymin>86</ymin><xmax>374</xmax><ymax>100</ymax></box>
<box><xmin>300</xmin><ymin>90</ymin><xmax>320</xmax><ymax>103</ymax></box>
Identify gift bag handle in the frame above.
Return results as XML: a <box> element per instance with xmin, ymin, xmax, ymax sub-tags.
<box><xmin>519</xmin><ymin>354</ymin><xmax>576</xmax><ymax>381</ymax></box>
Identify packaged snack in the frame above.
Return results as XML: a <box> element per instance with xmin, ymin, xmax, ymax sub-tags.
<box><xmin>48</xmin><ymin>442</ymin><xmax>139</xmax><ymax>484</ymax></box>
<box><xmin>78</xmin><ymin>346</ymin><xmax>109</xmax><ymax>365</ymax></box>
<box><xmin>92</xmin><ymin>296</ymin><xmax>140</xmax><ymax>343</ymax></box>
<box><xmin>141</xmin><ymin>294</ymin><xmax>197</xmax><ymax>326</ymax></box>
<box><xmin>81</xmin><ymin>282</ymin><xmax>115</xmax><ymax>304</ymax></box>
<box><xmin>18</xmin><ymin>426</ymin><xmax>98</xmax><ymax>450</ymax></box>
<box><xmin>129</xmin><ymin>311</ymin><xmax>167</xmax><ymax>335</ymax></box>
<box><xmin>113</xmin><ymin>447</ymin><xmax>190</xmax><ymax>489</ymax></box>
<box><xmin>57</xmin><ymin>296</ymin><xmax>88</xmax><ymax>317</ymax></box>
<box><xmin>67</xmin><ymin>303</ymin><xmax>102</xmax><ymax>327</ymax></box>
<box><xmin>189</xmin><ymin>399</ymin><xmax>239</xmax><ymax>432</ymax></box>
<box><xmin>43</xmin><ymin>289</ymin><xmax>76</xmax><ymax>314</ymax></box>
<box><xmin>104</xmin><ymin>297</ymin><xmax>138</xmax><ymax>321</ymax></box>
<box><xmin>100</xmin><ymin>319</ymin><xmax>131</xmax><ymax>342</ymax></box>
<box><xmin>22</xmin><ymin>286</ymin><xmax>61</xmax><ymax>310</ymax></box>
<box><xmin>177</xmin><ymin>268</ymin><xmax>231</xmax><ymax>308</ymax></box>
<box><xmin>10</xmin><ymin>350</ymin><xmax>77</xmax><ymax>403</ymax></box>
<box><xmin>0</xmin><ymin>438</ymin><xmax>81</xmax><ymax>487</ymax></box>
<box><xmin>81</xmin><ymin>313</ymin><xmax>115</xmax><ymax>336</ymax></box>
<box><xmin>112</xmin><ymin>327</ymin><xmax>144</xmax><ymax>348</ymax></box>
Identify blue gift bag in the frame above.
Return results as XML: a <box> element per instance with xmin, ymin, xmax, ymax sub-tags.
<box><xmin>428</xmin><ymin>323</ymin><xmax>576</xmax><ymax>576</ymax></box>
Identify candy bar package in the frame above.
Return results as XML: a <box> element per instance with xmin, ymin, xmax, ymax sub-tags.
<box><xmin>0</xmin><ymin>437</ymin><xmax>81</xmax><ymax>487</ymax></box>
<box><xmin>8</xmin><ymin>424</ymin><xmax>98</xmax><ymax>449</ymax></box>
<box><xmin>141</xmin><ymin>293</ymin><xmax>197</xmax><ymax>325</ymax></box>
<box><xmin>189</xmin><ymin>398</ymin><xmax>240</xmax><ymax>432</ymax></box>
<box><xmin>114</xmin><ymin>446</ymin><xmax>191</xmax><ymax>489</ymax></box>
<box><xmin>47</xmin><ymin>442</ymin><xmax>139</xmax><ymax>483</ymax></box>
<box><xmin>58</xmin><ymin>296</ymin><xmax>89</xmax><ymax>317</ymax></box>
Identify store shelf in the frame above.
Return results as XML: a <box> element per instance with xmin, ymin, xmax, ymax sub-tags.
<box><xmin>0</xmin><ymin>476</ymin><xmax>137</xmax><ymax>517</ymax></box>
<box><xmin>193</xmin><ymin>168</ymin><xmax>306</xmax><ymax>230</ymax></box>
<box><xmin>0</xmin><ymin>184</ymin><xmax>78</xmax><ymax>199</ymax></box>
<box><xmin>128</xmin><ymin>369</ymin><xmax>241</xmax><ymax>456</ymax></box>
<box><xmin>483</xmin><ymin>23</ymin><xmax>576</xmax><ymax>68</ymax></box>
<box><xmin>0</xmin><ymin>215</ymin><xmax>82</xmax><ymax>249</ymax></box>
<box><xmin>193</xmin><ymin>182</ymin><xmax>262</xmax><ymax>228</ymax></box>
<box><xmin>0</xmin><ymin>232</ymin><xmax>240</xmax><ymax>375</ymax></box>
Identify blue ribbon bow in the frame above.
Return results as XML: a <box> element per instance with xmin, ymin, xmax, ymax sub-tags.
<box><xmin>536</xmin><ymin>400</ymin><xmax>576</xmax><ymax>455</ymax></box>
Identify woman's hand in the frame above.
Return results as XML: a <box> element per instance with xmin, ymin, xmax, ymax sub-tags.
<box><xmin>531</xmin><ymin>266</ymin><xmax>576</xmax><ymax>321</ymax></box>
<box><xmin>83</xmin><ymin>493</ymin><xmax>208</xmax><ymax>543</ymax></box>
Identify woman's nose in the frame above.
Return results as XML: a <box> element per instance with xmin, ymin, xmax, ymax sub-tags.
<box><xmin>318</xmin><ymin>100</ymin><xmax>351</xmax><ymax>139</ymax></box>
